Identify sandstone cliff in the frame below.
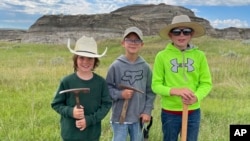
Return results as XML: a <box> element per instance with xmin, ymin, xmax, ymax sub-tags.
<box><xmin>0</xmin><ymin>29</ymin><xmax>26</xmax><ymax>42</ymax></box>
<box><xmin>21</xmin><ymin>4</ymin><xmax>215</xmax><ymax>44</ymax></box>
<box><xmin>0</xmin><ymin>4</ymin><xmax>249</xmax><ymax>44</ymax></box>
<box><xmin>214</xmin><ymin>27</ymin><xmax>250</xmax><ymax>39</ymax></box>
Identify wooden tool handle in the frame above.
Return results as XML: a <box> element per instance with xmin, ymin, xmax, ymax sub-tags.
<box><xmin>75</xmin><ymin>93</ymin><xmax>85</xmax><ymax>120</ymax></box>
<box><xmin>181</xmin><ymin>104</ymin><xmax>188</xmax><ymax>141</ymax></box>
<box><xmin>119</xmin><ymin>99</ymin><xmax>129</xmax><ymax>123</ymax></box>
<box><xmin>75</xmin><ymin>93</ymin><xmax>81</xmax><ymax>109</ymax></box>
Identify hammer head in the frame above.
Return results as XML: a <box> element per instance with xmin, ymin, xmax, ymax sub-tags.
<box><xmin>59</xmin><ymin>88</ymin><xmax>90</xmax><ymax>109</ymax></box>
<box><xmin>59</xmin><ymin>88</ymin><xmax>90</xmax><ymax>94</ymax></box>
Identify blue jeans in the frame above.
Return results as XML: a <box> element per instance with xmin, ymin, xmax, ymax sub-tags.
<box><xmin>111</xmin><ymin>122</ymin><xmax>143</xmax><ymax>141</ymax></box>
<box><xmin>161</xmin><ymin>109</ymin><xmax>200</xmax><ymax>141</ymax></box>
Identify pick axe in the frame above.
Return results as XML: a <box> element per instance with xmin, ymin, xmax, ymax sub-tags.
<box><xmin>118</xmin><ymin>84</ymin><xmax>144</xmax><ymax>123</ymax></box>
<box><xmin>59</xmin><ymin>88</ymin><xmax>90</xmax><ymax>109</ymax></box>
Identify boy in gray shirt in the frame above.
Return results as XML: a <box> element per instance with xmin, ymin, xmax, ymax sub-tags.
<box><xmin>106</xmin><ymin>27</ymin><xmax>156</xmax><ymax>141</ymax></box>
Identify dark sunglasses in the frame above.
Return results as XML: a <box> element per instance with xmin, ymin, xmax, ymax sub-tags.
<box><xmin>170</xmin><ymin>28</ymin><xmax>193</xmax><ymax>36</ymax></box>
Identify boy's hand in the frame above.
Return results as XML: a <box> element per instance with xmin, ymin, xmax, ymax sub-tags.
<box><xmin>170</xmin><ymin>88</ymin><xmax>195</xmax><ymax>100</ymax></box>
<box><xmin>76</xmin><ymin>118</ymin><xmax>86</xmax><ymax>131</ymax></box>
<box><xmin>73</xmin><ymin>105</ymin><xmax>84</xmax><ymax>119</ymax></box>
<box><xmin>182</xmin><ymin>95</ymin><xmax>197</xmax><ymax>105</ymax></box>
<box><xmin>121</xmin><ymin>89</ymin><xmax>134</xmax><ymax>99</ymax></box>
<box><xmin>140</xmin><ymin>114</ymin><xmax>151</xmax><ymax>123</ymax></box>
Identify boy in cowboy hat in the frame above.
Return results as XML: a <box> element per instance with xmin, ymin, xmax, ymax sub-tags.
<box><xmin>152</xmin><ymin>15</ymin><xmax>212</xmax><ymax>141</ymax></box>
<box><xmin>106</xmin><ymin>26</ymin><xmax>156</xmax><ymax>141</ymax></box>
<box><xmin>51</xmin><ymin>36</ymin><xmax>112</xmax><ymax>141</ymax></box>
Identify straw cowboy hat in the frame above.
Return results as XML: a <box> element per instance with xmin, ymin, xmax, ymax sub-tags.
<box><xmin>67</xmin><ymin>36</ymin><xmax>107</xmax><ymax>58</ymax></box>
<box><xmin>159</xmin><ymin>15</ymin><xmax>205</xmax><ymax>39</ymax></box>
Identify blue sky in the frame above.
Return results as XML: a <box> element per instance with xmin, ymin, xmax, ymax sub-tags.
<box><xmin>0</xmin><ymin>0</ymin><xmax>249</xmax><ymax>30</ymax></box>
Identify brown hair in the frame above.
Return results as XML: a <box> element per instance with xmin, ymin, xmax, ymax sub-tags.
<box><xmin>72</xmin><ymin>55</ymin><xmax>100</xmax><ymax>72</ymax></box>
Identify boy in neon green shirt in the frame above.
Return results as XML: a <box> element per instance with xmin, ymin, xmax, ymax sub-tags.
<box><xmin>152</xmin><ymin>15</ymin><xmax>212</xmax><ymax>141</ymax></box>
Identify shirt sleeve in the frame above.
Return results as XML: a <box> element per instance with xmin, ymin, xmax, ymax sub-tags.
<box><xmin>51</xmin><ymin>80</ymin><xmax>74</xmax><ymax>118</ymax></box>
<box><xmin>195</xmin><ymin>54</ymin><xmax>212</xmax><ymax>102</ymax></box>
<box><xmin>151</xmin><ymin>53</ymin><xmax>171</xmax><ymax>96</ymax></box>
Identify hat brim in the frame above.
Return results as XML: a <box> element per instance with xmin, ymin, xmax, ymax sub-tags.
<box><xmin>67</xmin><ymin>39</ymin><xmax>107</xmax><ymax>58</ymax></box>
<box><xmin>159</xmin><ymin>22</ymin><xmax>205</xmax><ymax>39</ymax></box>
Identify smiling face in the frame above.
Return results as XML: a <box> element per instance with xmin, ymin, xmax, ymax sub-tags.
<box><xmin>73</xmin><ymin>55</ymin><xmax>99</xmax><ymax>72</ymax></box>
<box><xmin>77</xmin><ymin>56</ymin><xmax>95</xmax><ymax>73</ymax></box>
<box><xmin>122</xmin><ymin>33</ymin><xmax>144</xmax><ymax>55</ymax></box>
<box><xmin>168</xmin><ymin>26</ymin><xmax>194</xmax><ymax>50</ymax></box>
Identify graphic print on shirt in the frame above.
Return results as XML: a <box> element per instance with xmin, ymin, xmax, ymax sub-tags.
<box><xmin>170</xmin><ymin>58</ymin><xmax>194</xmax><ymax>73</ymax></box>
<box><xmin>121</xmin><ymin>70</ymin><xmax>143</xmax><ymax>85</ymax></box>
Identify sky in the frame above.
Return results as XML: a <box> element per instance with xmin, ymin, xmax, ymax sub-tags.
<box><xmin>0</xmin><ymin>0</ymin><xmax>249</xmax><ymax>30</ymax></box>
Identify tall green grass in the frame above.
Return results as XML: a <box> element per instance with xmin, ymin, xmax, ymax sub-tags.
<box><xmin>0</xmin><ymin>36</ymin><xmax>249</xmax><ymax>141</ymax></box>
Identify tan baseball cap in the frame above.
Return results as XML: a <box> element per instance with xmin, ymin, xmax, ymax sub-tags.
<box><xmin>123</xmin><ymin>26</ymin><xmax>143</xmax><ymax>40</ymax></box>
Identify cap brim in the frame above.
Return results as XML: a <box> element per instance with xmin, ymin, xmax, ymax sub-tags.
<box><xmin>123</xmin><ymin>32</ymin><xmax>143</xmax><ymax>40</ymax></box>
<box><xmin>159</xmin><ymin>22</ymin><xmax>205</xmax><ymax>39</ymax></box>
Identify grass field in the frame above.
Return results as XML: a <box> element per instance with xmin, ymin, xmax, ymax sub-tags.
<box><xmin>0</xmin><ymin>36</ymin><xmax>250</xmax><ymax>141</ymax></box>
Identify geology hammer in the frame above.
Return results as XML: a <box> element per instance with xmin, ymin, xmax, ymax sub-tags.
<box><xmin>59</xmin><ymin>88</ymin><xmax>90</xmax><ymax>109</ymax></box>
<box><xmin>118</xmin><ymin>84</ymin><xmax>144</xmax><ymax>123</ymax></box>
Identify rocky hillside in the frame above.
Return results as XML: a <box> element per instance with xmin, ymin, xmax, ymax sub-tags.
<box><xmin>214</xmin><ymin>27</ymin><xmax>250</xmax><ymax>39</ymax></box>
<box><xmin>0</xmin><ymin>4</ymin><xmax>249</xmax><ymax>44</ymax></box>
<box><xmin>0</xmin><ymin>29</ymin><xmax>26</xmax><ymax>42</ymax></box>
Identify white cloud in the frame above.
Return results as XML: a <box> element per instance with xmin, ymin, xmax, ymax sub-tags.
<box><xmin>144</xmin><ymin>0</ymin><xmax>250</xmax><ymax>6</ymax></box>
<box><xmin>1</xmin><ymin>0</ymin><xmax>250</xmax><ymax>15</ymax></box>
<box><xmin>39</xmin><ymin>0</ymin><xmax>61</xmax><ymax>5</ymax></box>
<box><xmin>1</xmin><ymin>0</ymin><xmax>250</xmax><ymax>29</ymax></box>
<box><xmin>211</xmin><ymin>19</ymin><xmax>249</xmax><ymax>29</ymax></box>
<box><xmin>190</xmin><ymin>8</ymin><xmax>200</xmax><ymax>14</ymax></box>
<box><xmin>3</xmin><ymin>19</ymin><xmax>33</xmax><ymax>24</ymax></box>
<box><xmin>1</xmin><ymin>0</ymin><xmax>91</xmax><ymax>14</ymax></box>
<box><xmin>203</xmin><ymin>0</ymin><xmax>250</xmax><ymax>6</ymax></box>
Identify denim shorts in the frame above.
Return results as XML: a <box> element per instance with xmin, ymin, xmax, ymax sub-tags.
<box><xmin>161</xmin><ymin>108</ymin><xmax>200</xmax><ymax>141</ymax></box>
<box><xmin>111</xmin><ymin>122</ymin><xmax>143</xmax><ymax>141</ymax></box>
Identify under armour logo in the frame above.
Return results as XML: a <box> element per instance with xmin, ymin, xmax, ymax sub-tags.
<box><xmin>171</xmin><ymin>58</ymin><xmax>194</xmax><ymax>73</ymax></box>
<box><xmin>121</xmin><ymin>70</ymin><xmax>143</xmax><ymax>85</ymax></box>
